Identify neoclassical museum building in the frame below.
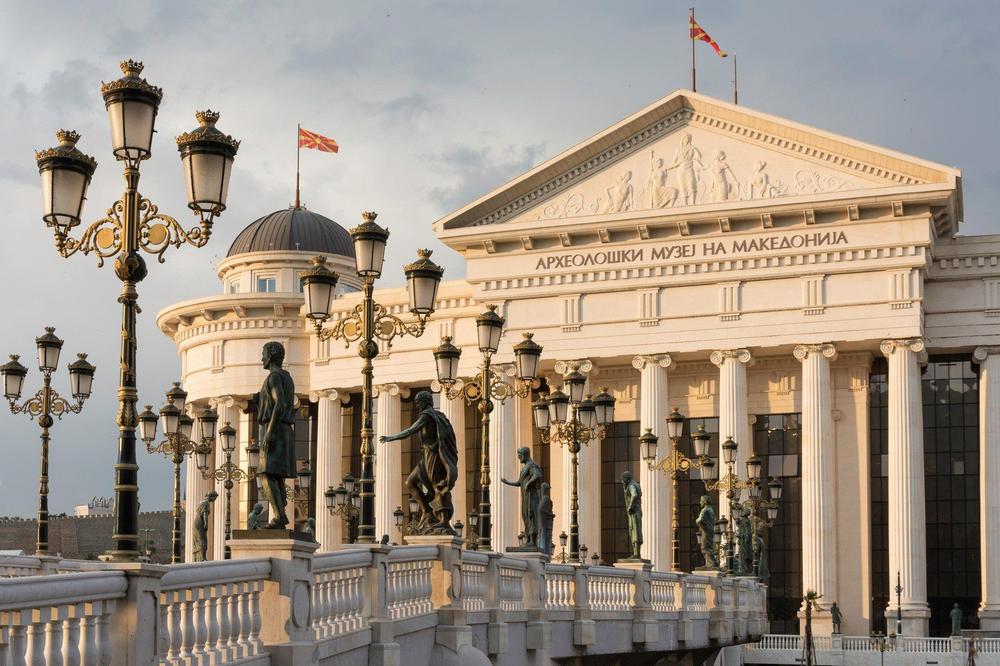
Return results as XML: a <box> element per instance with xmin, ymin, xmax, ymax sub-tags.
<box><xmin>158</xmin><ymin>90</ymin><xmax>996</xmax><ymax>638</ymax></box>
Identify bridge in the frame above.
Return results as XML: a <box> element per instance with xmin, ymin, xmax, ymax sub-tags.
<box><xmin>0</xmin><ymin>535</ymin><xmax>766</xmax><ymax>665</ymax></box>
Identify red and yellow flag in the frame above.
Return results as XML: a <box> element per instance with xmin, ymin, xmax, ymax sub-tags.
<box><xmin>298</xmin><ymin>127</ymin><xmax>339</xmax><ymax>153</ymax></box>
<box><xmin>690</xmin><ymin>15</ymin><xmax>727</xmax><ymax>58</ymax></box>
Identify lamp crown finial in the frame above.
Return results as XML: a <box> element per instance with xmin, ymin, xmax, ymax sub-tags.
<box><xmin>195</xmin><ymin>109</ymin><xmax>220</xmax><ymax>126</ymax></box>
<box><xmin>55</xmin><ymin>129</ymin><xmax>81</xmax><ymax>145</ymax></box>
<box><xmin>417</xmin><ymin>248</ymin><xmax>432</xmax><ymax>258</ymax></box>
<box><xmin>523</xmin><ymin>332</ymin><xmax>533</xmax><ymax>339</ymax></box>
<box><xmin>120</xmin><ymin>59</ymin><xmax>144</xmax><ymax>76</ymax></box>
<box><xmin>441</xmin><ymin>335</ymin><xmax>453</xmax><ymax>343</ymax></box>
<box><xmin>9</xmin><ymin>354</ymin><xmax>19</xmax><ymax>362</ymax></box>
<box><xmin>312</xmin><ymin>255</ymin><xmax>327</xmax><ymax>265</ymax></box>
<box><xmin>486</xmin><ymin>303</ymin><xmax>498</xmax><ymax>312</ymax></box>
<box><xmin>362</xmin><ymin>211</ymin><xmax>378</xmax><ymax>222</ymax></box>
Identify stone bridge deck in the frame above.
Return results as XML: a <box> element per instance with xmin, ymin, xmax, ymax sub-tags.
<box><xmin>0</xmin><ymin>536</ymin><xmax>766</xmax><ymax>665</ymax></box>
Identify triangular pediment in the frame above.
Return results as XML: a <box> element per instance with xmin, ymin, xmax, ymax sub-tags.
<box><xmin>435</xmin><ymin>90</ymin><xmax>960</xmax><ymax>234</ymax></box>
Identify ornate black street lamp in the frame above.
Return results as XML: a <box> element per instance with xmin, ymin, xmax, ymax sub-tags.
<box><xmin>35</xmin><ymin>60</ymin><xmax>239</xmax><ymax>560</ymax></box>
<box><xmin>432</xmin><ymin>310</ymin><xmax>543</xmax><ymax>551</ymax></box>
<box><xmin>301</xmin><ymin>218</ymin><xmax>444</xmax><ymax>544</ymax></box>
<box><xmin>325</xmin><ymin>473</ymin><xmax>361</xmax><ymax>536</ymax></box>
<box><xmin>1</xmin><ymin>328</ymin><xmax>94</xmax><ymax>555</ymax></box>
<box><xmin>531</xmin><ymin>374</ymin><xmax>615</xmax><ymax>563</ymax></box>
<box><xmin>640</xmin><ymin>408</ymin><xmax>711</xmax><ymax>570</ymax></box>
<box><xmin>196</xmin><ymin>421</ymin><xmax>247</xmax><ymax>559</ymax></box>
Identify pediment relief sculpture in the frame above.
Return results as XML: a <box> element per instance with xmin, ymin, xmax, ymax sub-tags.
<box><xmin>522</xmin><ymin>128</ymin><xmax>873</xmax><ymax>224</ymax></box>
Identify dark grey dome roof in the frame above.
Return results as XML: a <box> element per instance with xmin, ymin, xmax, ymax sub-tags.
<box><xmin>227</xmin><ymin>207</ymin><xmax>354</xmax><ymax>258</ymax></box>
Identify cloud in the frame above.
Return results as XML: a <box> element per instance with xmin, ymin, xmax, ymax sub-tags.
<box><xmin>427</xmin><ymin>143</ymin><xmax>546</xmax><ymax>214</ymax></box>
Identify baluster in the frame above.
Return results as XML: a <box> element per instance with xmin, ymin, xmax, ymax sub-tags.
<box><xmin>25</xmin><ymin>616</ymin><xmax>44</xmax><ymax>666</ymax></box>
<box><xmin>61</xmin><ymin>611</ymin><xmax>81</xmax><ymax>666</ymax></box>
<box><xmin>351</xmin><ymin>569</ymin><xmax>362</xmax><ymax>630</ymax></box>
<box><xmin>9</xmin><ymin>612</ymin><xmax>28</xmax><ymax>666</ymax></box>
<box><xmin>329</xmin><ymin>571</ymin><xmax>341</xmax><ymax>635</ymax></box>
<box><xmin>44</xmin><ymin>611</ymin><xmax>62</xmax><ymax>666</ymax></box>
<box><xmin>250</xmin><ymin>581</ymin><xmax>263</xmax><ymax>652</ymax></box>
<box><xmin>215</xmin><ymin>584</ymin><xmax>229</xmax><ymax>658</ymax></box>
<box><xmin>227</xmin><ymin>583</ymin><xmax>240</xmax><ymax>654</ymax></box>
<box><xmin>156</xmin><ymin>595</ymin><xmax>169</xmax><ymax>663</ymax></box>
<box><xmin>77</xmin><ymin>611</ymin><xmax>94</xmax><ymax>666</ymax></box>
<box><xmin>179</xmin><ymin>593</ymin><xmax>195</xmax><ymax>659</ymax></box>
<box><xmin>97</xmin><ymin>604</ymin><xmax>113</xmax><ymax>666</ymax></box>
<box><xmin>164</xmin><ymin>595</ymin><xmax>180</xmax><ymax>663</ymax></box>
<box><xmin>319</xmin><ymin>573</ymin><xmax>331</xmax><ymax>636</ymax></box>
<box><xmin>193</xmin><ymin>591</ymin><xmax>209</xmax><ymax>657</ymax></box>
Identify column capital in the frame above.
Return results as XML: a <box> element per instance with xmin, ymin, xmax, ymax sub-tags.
<box><xmin>631</xmin><ymin>354</ymin><xmax>672</xmax><ymax>371</ymax></box>
<box><xmin>374</xmin><ymin>383</ymin><xmax>410</xmax><ymax>399</ymax></box>
<box><xmin>880</xmin><ymin>338</ymin><xmax>926</xmax><ymax>357</ymax></box>
<box><xmin>974</xmin><ymin>346</ymin><xmax>1000</xmax><ymax>362</ymax></box>
<box><xmin>308</xmin><ymin>388</ymin><xmax>341</xmax><ymax>403</ymax></box>
<box><xmin>553</xmin><ymin>359</ymin><xmax>593</xmax><ymax>376</ymax></box>
<box><xmin>208</xmin><ymin>395</ymin><xmax>239</xmax><ymax>410</ymax></box>
<box><xmin>793</xmin><ymin>343</ymin><xmax>838</xmax><ymax>362</ymax></box>
<box><xmin>710</xmin><ymin>349</ymin><xmax>752</xmax><ymax>368</ymax></box>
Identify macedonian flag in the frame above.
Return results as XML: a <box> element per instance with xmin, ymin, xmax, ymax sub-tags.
<box><xmin>298</xmin><ymin>127</ymin><xmax>339</xmax><ymax>153</ymax></box>
<box><xmin>690</xmin><ymin>15</ymin><xmax>727</xmax><ymax>58</ymax></box>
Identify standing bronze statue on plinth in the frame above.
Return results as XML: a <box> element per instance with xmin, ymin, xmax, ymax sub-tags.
<box><xmin>502</xmin><ymin>446</ymin><xmax>544</xmax><ymax>551</ymax></box>
<box><xmin>192</xmin><ymin>490</ymin><xmax>218</xmax><ymax>562</ymax></box>
<box><xmin>379</xmin><ymin>391</ymin><xmax>459</xmax><ymax>535</ymax></box>
<box><xmin>621</xmin><ymin>471</ymin><xmax>645</xmax><ymax>561</ymax></box>
<box><xmin>257</xmin><ymin>341</ymin><xmax>296</xmax><ymax>529</ymax></box>
<box><xmin>696</xmin><ymin>494</ymin><xmax>719</xmax><ymax>569</ymax></box>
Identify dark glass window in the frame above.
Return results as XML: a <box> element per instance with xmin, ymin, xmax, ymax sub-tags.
<box><xmin>677</xmin><ymin>417</ymin><xmax>720</xmax><ymax>574</ymax></box>
<box><xmin>754</xmin><ymin>413</ymin><xmax>802</xmax><ymax>635</ymax></box>
<box><xmin>600</xmin><ymin>421</ymin><xmax>640</xmax><ymax>564</ymax></box>
<box><xmin>923</xmin><ymin>356</ymin><xmax>979</xmax><ymax>636</ymax></box>
<box><xmin>870</xmin><ymin>359</ymin><xmax>889</xmax><ymax>634</ymax></box>
<box><xmin>291</xmin><ymin>403</ymin><xmax>316</xmax><ymax>527</ymax></box>
<box><xmin>339</xmin><ymin>393</ymin><xmax>363</xmax><ymax>543</ymax></box>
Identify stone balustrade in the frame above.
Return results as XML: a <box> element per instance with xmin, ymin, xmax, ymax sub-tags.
<box><xmin>745</xmin><ymin>633</ymin><xmax>1000</xmax><ymax>665</ymax></box>
<box><xmin>0</xmin><ymin>540</ymin><xmax>767</xmax><ymax>666</ymax></box>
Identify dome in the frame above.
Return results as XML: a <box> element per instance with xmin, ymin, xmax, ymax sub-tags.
<box><xmin>227</xmin><ymin>206</ymin><xmax>354</xmax><ymax>258</ymax></box>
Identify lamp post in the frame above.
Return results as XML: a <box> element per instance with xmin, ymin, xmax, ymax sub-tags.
<box><xmin>325</xmin><ymin>473</ymin><xmax>361</xmax><ymax>537</ymax></box>
<box><xmin>465</xmin><ymin>511</ymin><xmax>481</xmax><ymax>551</ymax></box>
<box><xmin>393</xmin><ymin>497</ymin><xmax>421</xmax><ymax>538</ymax></box>
<box><xmin>431</xmin><ymin>309</ymin><xmax>543</xmax><ymax>550</ymax></box>
<box><xmin>640</xmin><ymin>408</ymin><xmax>711</xmax><ymax>570</ymax></box>
<box><xmin>302</xmin><ymin>220</ymin><xmax>444</xmax><ymax>544</ymax></box>
<box><xmin>138</xmin><ymin>383</ymin><xmax>218</xmax><ymax>563</ymax></box>
<box><xmin>195</xmin><ymin>422</ymin><xmax>246</xmax><ymax>559</ymax></box>
<box><xmin>35</xmin><ymin>60</ymin><xmax>239</xmax><ymax>561</ymax></box>
<box><xmin>530</xmin><ymin>373</ymin><xmax>615</xmax><ymax>563</ymax></box>
<box><xmin>1</xmin><ymin>328</ymin><xmax>95</xmax><ymax>555</ymax></box>
<box><xmin>739</xmin><ymin>473</ymin><xmax>782</xmax><ymax>578</ymax></box>
<box><xmin>895</xmin><ymin>571</ymin><xmax>903</xmax><ymax>636</ymax></box>
<box><xmin>700</xmin><ymin>437</ymin><xmax>754</xmax><ymax>575</ymax></box>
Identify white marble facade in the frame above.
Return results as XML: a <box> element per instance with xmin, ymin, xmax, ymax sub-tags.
<box><xmin>159</xmin><ymin>90</ymin><xmax>999</xmax><ymax>637</ymax></box>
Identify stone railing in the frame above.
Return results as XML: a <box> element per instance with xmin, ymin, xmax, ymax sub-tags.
<box><xmin>0</xmin><ymin>540</ymin><xmax>766</xmax><ymax>666</ymax></box>
<box><xmin>745</xmin><ymin>633</ymin><xmax>1000</xmax><ymax>665</ymax></box>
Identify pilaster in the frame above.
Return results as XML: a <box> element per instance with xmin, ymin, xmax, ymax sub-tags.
<box><xmin>880</xmin><ymin>338</ymin><xmax>930</xmax><ymax>636</ymax></box>
<box><xmin>794</xmin><ymin>343</ymin><xmax>838</xmax><ymax>632</ymax></box>
<box><xmin>632</xmin><ymin>354</ymin><xmax>672</xmax><ymax>570</ymax></box>
<box><xmin>489</xmin><ymin>381</ymin><xmax>518</xmax><ymax>551</ymax></box>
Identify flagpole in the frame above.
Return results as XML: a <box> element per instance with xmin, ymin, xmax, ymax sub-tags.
<box><xmin>690</xmin><ymin>7</ymin><xmax>696</xmax><ymax>92</ymax></box>
<box><xmin>295</xmin><ymin>123</ymin><xmax>301</xmax><ymax>208</ymax></box>
<box><xmin>733</xmin><ymin>54</ymin><xmax>738</xmax><ymax>105</ymax></box>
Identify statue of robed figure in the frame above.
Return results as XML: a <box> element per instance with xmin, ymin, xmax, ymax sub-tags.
<box><xmin>502</xmin><ymin>446</ymin><xmax>543</xmax><ymax>550</ymax></box>
<box><xmin>192</xmin><ymin>490</ymin><xmax>218</xmax><ymax>562</ymax></box>
<box><xmin>621</xmin><ymin>471</ymin><xmax>644</xmax><ymax>560</ymax></box>
<box><xmin>696</xmin><ymin>495</ymin><xmax>718</xmax><ymax>569</ymax></box>
<box><xmin>379</xmin><ymin>391</ymin><xmax>459</xmax><ymax>534</ymax></box>
<box><xmin>257</xmin><ymin>341</ymin><xmax>296</xmax><ymax>529</ymax></box>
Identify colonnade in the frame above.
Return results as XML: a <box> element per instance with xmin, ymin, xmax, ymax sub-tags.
<box><xmin>181</xmin><ymin>339</ymin><xmax>1000</xmax><ymax>637</ymax></box>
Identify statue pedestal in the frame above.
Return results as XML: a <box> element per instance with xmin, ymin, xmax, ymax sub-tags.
<box><xmin>506</xmin><ymin>545</ymin><xmax>543</xmax><ymax>554</ymax></box>
<box><xmin>403</xmin><ymin>533</ymin><xmax>464</xmax><ymax>548</ymax></box>
<box><xmin>228</xmin><ymin>532</ymin><xmax>319</xmax><ymax>666</ymax></box>
<box><xmin>503</xmin><ymin>549</ymin><xmax>550</xmax><ymax>565</ymax></box>
<box><xmin>614</xmin><ymin>559</ymin><xmax>652</xmax><ymax>572</ymax></box>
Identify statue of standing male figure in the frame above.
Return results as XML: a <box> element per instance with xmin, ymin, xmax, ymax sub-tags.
<box><xmin>696</xmin><ymin>495</ymin><xmax>719</xmax><ymax>569</ymax></box>
<box><xmin>257</xmin><ymin>341</ymin><xmax>296</xmax><ymax>529</ymax></box>
<box><xmin>621</xmin><ymin>471</ymin><xmax>644</xmax><ymax>560</ymax></box>
<box><xmin>379</xmin><ymin>391</ymin><xmax>459</xmax><ymax>534</ymax></box>
<box><xmin>192</xmin><ymin>490</ymin><xmax>218</xmax><ymax>562</ymax></box>
<box><xmin>502</xmin><ymin>447</ymin><xmax>544</xmax><ymax>550</ymax></box>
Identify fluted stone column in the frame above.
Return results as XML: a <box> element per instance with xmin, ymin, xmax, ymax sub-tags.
<box><xmin>375</xmin><ymin>384</ymin><xmax>404</xmax><ymax>543</ymax></box>
<box><xmin>633</xmin><ymin>354</ymin><xmax>672</xmax><ymax>570</ymax></box>
<box><xmin>211</xmin><ymin>397</ymin><xmax>239</xmax><ymax>560</ymax></box>
<box><xmin>490</xmin><ymin>389</ymin><xmax>518</xmax><ymax>551</ymax></box>
<box><xmin>976</xmin><ymin>347</ymin><xmax>1000</xmax><ymax>629</ymax></box>
<box><xmin>710</xmin><ymin>349</ymin><xmax>753</xmax><ymax>519</ymax></box>
<box><xmin>313</xmin><ymin>390</ymin><xmax>343</xmax><ymax>551</ymax></box>
<box><xmin>880</xmin><ymin>338</ymin><xmax>930</xmax><ymax>636</ymax></box>
<box><xmin>794</xmin><ymin>343</ymin><xmax>838</xmax><ymax>629</ymax></box>
<box><xmin>439</xmin><ymin>393</ymin><xmax>467</xmax><ymax>523</ymax></box>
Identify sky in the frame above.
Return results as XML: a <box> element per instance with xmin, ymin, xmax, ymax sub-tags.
<box><xmin>0</xmin><ymin>1</ymin><xmax>998</xmax><ymax>518</ymax></box>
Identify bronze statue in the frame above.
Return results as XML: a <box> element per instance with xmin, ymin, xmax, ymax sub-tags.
<box><xmin>301</xmin><ymin>517</ymin><xmax>315</xmax><ymax>539</ymax></box>
<box><xmin>257</xmin><ymin>341</ymin><xmax>297</xmax><ymax>528</ymax></box>
<box><xmin>736</xmin><ymin>505</ymin><xmax>753</xmax><ymax>575</ymax></box>
<box><xmin>951</xmin><ymin>603</ymin><xmax>962</xmax><ymax>636</ymax></box>
<box><xmin>538</xmin><ymin>481</ymin><xmax>554</xmax><ymax>555</ymax></box>
<box><xmin>501</xmin><ymin>446</ymin><xmax>543</xmax><ymax>549</ymax></box>
<box><xmin>246</xmin><ymin>502</ymin><xmax>264</xmax><ymax>530</ymax></box>
<box><xmin>755</xmin><ymin>532</ymin><xmax>769</xmax><ymax>582</ymax></box>
<box><xmin>379</xmin><ymin>391</ymin><xmax>459</xmax><ymax>534</ymax></box>
<box><xmin>696</xmin><ymin>495</ymin><xmax>718</xmax><ymax>568</ymax></box>
<box><xmin>192</xmin><ymin>490</ymin><xmax>218</xmax><ymax>562</ymax></box>
<box><xmin>621</xmin><ymin>471</ymin><xmax>643</xmax><ymax>559</ymax></box>
<box><xmin>831</xmin><ymin>602</ymin><xmax>843</xmax><ymax>634</ymax></box>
